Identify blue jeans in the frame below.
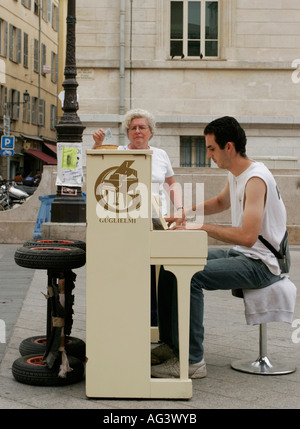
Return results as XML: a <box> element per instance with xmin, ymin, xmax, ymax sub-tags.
<box><xmin>157</xmin><ymin>248</ymin><xmax>281</xmax><ymax>363</ymax></box>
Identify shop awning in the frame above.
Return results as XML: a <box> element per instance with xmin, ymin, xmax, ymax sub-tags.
<box><xmin>43</xmin><ymin>142</ymin><xmax>57</xmax><ymax>154</ymax></box>
<box><xmin>20</xmin><ymin>133</ymin><xmax>43</xmax><ymax>143</ymax></box>
<box><xmin>25</xmin><ymin>149</ymin><xmax>57</xmax><ymax>165</ymax></box>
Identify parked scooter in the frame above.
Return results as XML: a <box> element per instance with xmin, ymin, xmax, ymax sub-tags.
<box><xmin>0</xmin><ymin>181</ymin><xmax>30</xmax><ymax>210</ymax></box>
<box><xmin>14</xmin><ymin>182</ymin><xmax>38</xmax><ymax>196</ymax></box>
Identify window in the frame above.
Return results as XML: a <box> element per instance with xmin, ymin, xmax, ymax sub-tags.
<box><xmin>41</xmin><ymin>44</ymin><xmax>46</xmax><ymax>76</ymax></box>
<box><xmin>23</xmin><ymin>33</ymin><xmax>28</xmax><ymax>67</ymax></box>
<box><xmin>42</xmin><ymin>0</ymin><xmax>51</xmax><ymax>22</ymax></box>
<box><xmin>34</xmin><ymin>0</ymin><xmax>39</xmax><ymax>16</ymax></box>
<box><xmin>52</xmin><ymin>3</ymin><xmax>59</xmax><ymax>32</ymax></box>
<box><xmin>170</xmin><ymin>0</ymin><xmax>219</xmax><ymax>59</ymax></box>
<box><xmin>50</xmin><ymin>104</ymin><xmax>57</xmax><ymax>130</ymax></box>
<box><xmin>31</xmin><ymin>97</ymin><xmax>45</xmax><ymax>126</ymax></box>
<box><xmin>9</xmin><ymin>25</ymin><xmax>21</xmax><ymax>63</ymax></box>
<box><xmin>51</xmin><ymin>51</ymin><xmax>58</xmax><ymax>83</ymax></box>
<box><xmin>21</xmin><ymin>0</ymin><xmax>32</xmax><ymax>9</ymax></box>
<box><xmin>34</xmin><ymin>39</ymin><xmax>39</xmax><ymax>72</ymax></box>
<box><xmin>180</xmin><ymin>136</ymin><xmax>210</xmax><ymax>167</ymax></box>
<box><xmin>31</xmin><ymin>97</ymin><xmax>38</xmax><ymax>124</ymax></box>
<box><xmin>0</xmin><ymin>85</ymin><xmax>6</xmax><ymax>117</ymax></box>
<box><xmin>9</xmin><ymin>89</ymin><xmax>20</xmax><ymax>120</ymax></box>
<box><xmin>38</xmin><ymin>99</ymin><xmax>45</xmax><ymax>126</ymax></box>
<box><xmin>23</xmin><ymin>94</ymin><xmax>30</xmax><ymax>123</ymax></box>
<box><xmin>0</xmin><ymin>19</ymin><xmax>8</xmax><ymax>58</ymax></box>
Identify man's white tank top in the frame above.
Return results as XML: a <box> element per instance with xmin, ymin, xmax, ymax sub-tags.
<box><xmin>229</xmin><ymin>161</ymin><xmax>287</xmax><ymax>275</ymax></box>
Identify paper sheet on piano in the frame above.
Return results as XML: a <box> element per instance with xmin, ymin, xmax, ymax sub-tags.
<box><xmin>151</xmin><ymin>194</ymin><xmax>169</xmax><ymax>230</ymax></box>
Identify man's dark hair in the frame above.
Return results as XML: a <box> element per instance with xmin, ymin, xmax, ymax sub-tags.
<box><xmin>204</xmin><ymin>116</ymin><xmax>247</xmax><ymax>157</ymax></box>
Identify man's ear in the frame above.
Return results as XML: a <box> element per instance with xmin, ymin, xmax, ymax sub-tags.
<box><xmin>227</xmin><ymin>141</ymin><xmax>235</xmax><ymax>151</ymax></box>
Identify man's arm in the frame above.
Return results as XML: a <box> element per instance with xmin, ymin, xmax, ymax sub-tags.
<box><xmin>166</xmin><ymin>179</ymin><xmax>231</xmax><ymax>226</ymax></box>
<box><xmin>200</xmin><ymin>177</ymin><xmax>266</xmax><ymax>247</ymax></box>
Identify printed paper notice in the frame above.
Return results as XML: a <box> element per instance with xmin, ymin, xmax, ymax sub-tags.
<box><xmin>62</xmin><ymin>147</ymin><xmax>77</xmax><ymax>169</ymax></box>
<box><xmin>56</xmin><ymin>143</ymin><xmax>83</xmax><ymax>187</ymax></box>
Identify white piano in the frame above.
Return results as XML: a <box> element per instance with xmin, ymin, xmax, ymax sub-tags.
<box><xmin>86</xmin><ymin>149</ymin><xmax>207</xmax><ymax>399</ymax></box>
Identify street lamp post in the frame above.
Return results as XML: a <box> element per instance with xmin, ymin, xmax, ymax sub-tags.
<box><xmin>51</xmin><ymin>0</ymin><xmax>86</xmax><ymax>223</ymax></box>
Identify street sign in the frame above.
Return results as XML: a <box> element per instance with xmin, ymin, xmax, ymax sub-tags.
<box><xmin>1</xmin><ymin>149</ymin><xmax>14</xmax><ymax>156</ymax></box>
<box><xmin>1</xmin><ymin>136</ymin><xmax>15</xmax><ymax>150</ymax></box>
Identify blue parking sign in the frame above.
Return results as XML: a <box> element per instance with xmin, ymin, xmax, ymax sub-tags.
<box><xmin>1</xmin><ymin>136</ymin><xmax>15</xmax><ymax>149</ymax></box>
<box><xmin>1</xmin><ymin>149</ymin><xmax>14</xmax><ymax>156</ymax></box>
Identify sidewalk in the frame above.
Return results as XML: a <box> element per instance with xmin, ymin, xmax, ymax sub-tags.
<box><xmin>0</xmin><ymin>245</ymin><xmax>300</xmax><ymax>410</ymax></box>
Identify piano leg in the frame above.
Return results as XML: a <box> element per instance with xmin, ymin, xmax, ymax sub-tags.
<box><xmin>162</xmin><ymin>265</ymin><xmax>196</xmax><ymax>381</ymax></box>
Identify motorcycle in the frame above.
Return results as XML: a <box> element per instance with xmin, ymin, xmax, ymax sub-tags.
<box><xmin>0</xmin><ymin>182</ymin><xmax>30</xmax><ymax>210</ymax></box>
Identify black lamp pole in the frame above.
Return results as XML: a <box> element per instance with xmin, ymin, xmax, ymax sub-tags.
<box><xmin>51</xmin><ymin>0</ymin><xmax>86</xmax><ymax>223</ymax></box>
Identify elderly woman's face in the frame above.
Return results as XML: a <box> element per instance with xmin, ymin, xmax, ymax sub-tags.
<box><xmin>127</xmin><ymin>117</ymin><xmax>153</xmax><ymax>148</ymax></box>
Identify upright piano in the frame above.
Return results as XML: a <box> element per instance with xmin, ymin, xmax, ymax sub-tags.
<box><xmin>86</xmin><ymin>149</ymin><xmax>207</xmax><ymax>399</ymax></box>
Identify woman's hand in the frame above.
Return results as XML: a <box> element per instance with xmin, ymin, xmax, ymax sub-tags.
<box><xmin>92</xmin><ymin>128</ymin><xmax>105</xmax><ymax>148</ymax></box>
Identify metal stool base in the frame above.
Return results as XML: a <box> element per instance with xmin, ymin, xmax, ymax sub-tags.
<box><xmin>231</xmin><ymin>356</ymin><xmax>296</xmax><ymax>375</ymax></box>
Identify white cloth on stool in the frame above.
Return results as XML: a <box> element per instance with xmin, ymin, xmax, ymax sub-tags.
<box><xmin>243</xmin><ymin>276</ymin><xmax>297</xmax><ymax>325</ymax></box>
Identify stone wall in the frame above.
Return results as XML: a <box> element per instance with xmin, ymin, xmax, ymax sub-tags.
<box><xmin>0</xmin><ymin>166</ymin><xmax>58</xmax><ymax>244</ymax></box>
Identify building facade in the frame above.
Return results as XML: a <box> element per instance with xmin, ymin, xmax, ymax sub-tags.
<box><xmin>0</xmin><ymin>0</ymin><xmax>60</xmax><ymax>181</ymax></box>
<box><xmin>75</xmin><ymin>0</ymin><xmax>300</xmax><ymax>169</ymax></box>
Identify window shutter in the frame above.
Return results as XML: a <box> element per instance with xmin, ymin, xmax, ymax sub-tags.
<box><xmin>31</xmin><ymin>98</ymin><xmax>36</xmax><ymax>124</ymax></box>
<box><xmin>56</xmin><ymin>6</ymin><xmax>59</xmax><ymax>32</ymax></box>
<box><xmin>3</xmin><ymin>21</ymin><xmax>8</xmax><ymax>58</ymax></box>
<box><xmin>17</xmin><ymin>28</ymin><xmax>22</xmax><ymax>63</ymax></box>
<box><xmin>9</xmin><ymin>24</ymin><xmax>13</xmax><ymax>61</ymax></box>
<box><xmin>38</xmin><ymin>99</ymin><xmax>45</xmax><ymax>126</ymax></box>
<box><xmin>16</xmin><ymin>91</ymin><xmax>20</xmax><ymax>120</ymax></box>
<box><xmin>34</xmin><ymin>39</ymin><xmax>38</xmax><ymax>72</ymax></box>
<box><xmin>47</xmin><ymin>0</ymin><xmax>51</xmax><ymax>22</ymax></box>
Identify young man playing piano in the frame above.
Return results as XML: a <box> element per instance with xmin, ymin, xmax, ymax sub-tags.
<box><xmin>151</xmin><ymin>116</ymin><xmax>287</xmax><ymax>379</ymax></box>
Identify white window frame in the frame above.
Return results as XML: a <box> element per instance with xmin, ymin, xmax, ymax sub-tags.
<box><xmin>170</xmin><ymin>0</ymin><xmax>219</xmax><ymax>59</ymax></box>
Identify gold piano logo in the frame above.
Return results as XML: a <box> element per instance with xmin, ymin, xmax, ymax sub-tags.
<box><xmin>94</xmin><ymin>160</ymin><xmax>148</xmax><ymax>220</ymax></box>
